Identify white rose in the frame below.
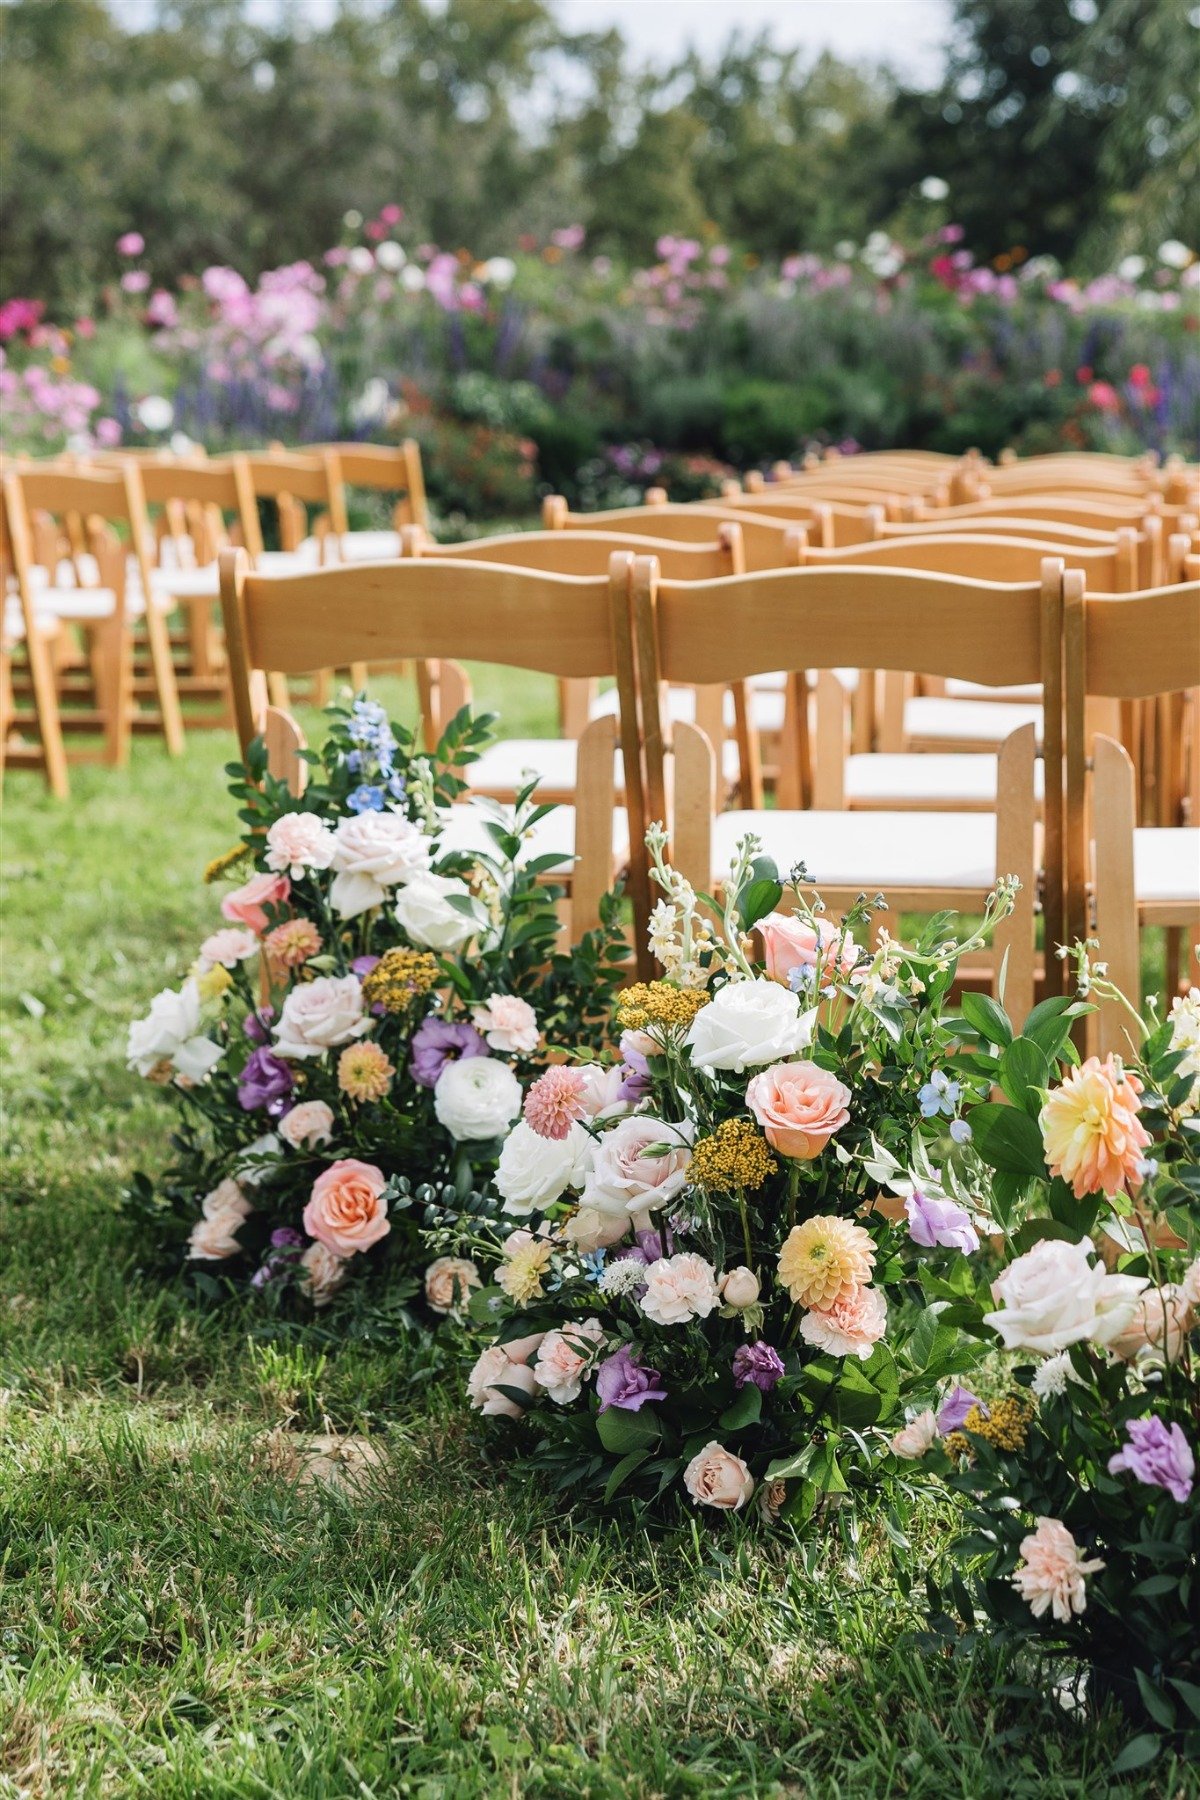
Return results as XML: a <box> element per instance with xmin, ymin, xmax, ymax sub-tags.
<box><xmin>581</xmin><ymin>1116</ymin><xmax>693</xmax><ymax>1219</ymax></box>
<box><xmin>533</xmin><ymin>1318</ymin><xmax>606</xmax><ymax>1404</ymax></box>
<box><xmin>561</xmin><ymin>1206</ymin><xmax>634</xmax><ymax>1252</ymax></box>
<box><xmin>685</xmin><ymin>978</ymin><xmax>814</xmax><ymax>1074</ymax></box>
<box><xmin>127</xmin><ymin>980</ymin><xmax>223</xmax><ymax>1082</ymax></box>
<box><xmin>187</xmin><ymin>1177</ymin><xmax>252</xmax><ymax>1260</ymax></box>
<box><xmin>496</xmin><ymin>1119</ymin><xmax>593</xmax><ymax>1214</ymax></box>
<box><xmin>329</xmin><ymin>810</ymin><xmax>431</xmax><ymax>919</ymax></box>
<box><xmin>682</xmin><ymin>1441</ymin><xmax>754</xmax><ymax>1511</ymax></box>
<box><xmin>393</xmin><ymin>872</ymin><xmax>477</xmax><ymax>950</ymax></box>
<box><xmin>434</xmin><ymin>1055</ymin><xmax>522</xmax><ymax>1142</ymax></box>
<box><xmin>983</xmin><ymin>1237</ymin><xmax>1148</xmax><ymax>1355</ymax></box>
<box><xmin>273</xmin><ymin>974</ymin><xmax>369</xmax><ymax>1059</ymax></box>
<box><xmin>640</xmin><ymin>1252</ymin><xmax>721</xmax><ymax>1326</ymax></box>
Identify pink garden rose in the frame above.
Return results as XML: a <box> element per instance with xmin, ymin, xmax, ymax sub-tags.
<box><xmin>221</xmin><ymin>871</ymin><xmax>291</xmax><ymax>935</ymax></box>
<box><xmin>302</xmin><ymin>1158</ymin><xmax>390</xmax><ymax>1257</ymax></box>
<box><xmin>890</xmin><ymin>1410</ymin><xmax>938</xmax><ymax>1459</ymax></box>
<box><xmin>264</xmin><ymin>812</ymin><xmax>337</xmax><ymax>880</ymax></box>
<box><xmin>466</xmin><ymin>1333</ymin><xmax>546</xmax><ymax>1418</ymax></box>
<box><xmin>682</xmin><ymin>1441</ymin><xmax>754</xmax><ymax>1510</ymax></box>
<box><xmin>745</xmin><ymin>1061</ymin><xmax>851</xmax><ymax>1160</ymax></box>
<box><xmin>424</xmin><ymin>1255</ymin><xmax>482</xmax><ymax>1315</ymax></box>
<box><xmin>273</xmin><ymin>974</ymin><xmax>369</xmax><ymax>1059</ymax></box>
<box><xmin>278</xmin><ymin>1100</ymin><xmax>335</xmax><ymax>1149</ymax></box>
<box><xmin>198</xmin><ymin>927</ymin><xmax>259</xmax><ymax>969</ymax></box>
<box><xmin>299</xmin><ymin>1241</ymin><xmax>348</xmax><ymax>1307</ymax></box>
<box><xmin>581</xmin><ymin>1116</ymin><xmax>693</xmax><ymax>1220</ymax></box>
<box><xmin>758</xmin><ymin>911</ymin><xmax>860</xmax><ymax>988</ymax></box>
<box><xmin>533</xmin><ymin>1318</ymin><xmax>606</xmax><ymax>1403</ymax></box>
<box><xmin>799</xmin><ymin>1284</ymin><xmax>887</xmax><ymax>1359</ymax></box>
<box><xmin>471</xmin><ymin>995</ymin><xmax>540</xmax><ymax>1055</ymax></box>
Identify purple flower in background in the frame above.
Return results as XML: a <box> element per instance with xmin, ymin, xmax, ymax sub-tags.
<box><xmin>409</xmin><ymin>1017</ymin><xmax>488</xmax><ymax>1089</ymax></box>
<box><xmin>243</xmin><ymin>1005</ymin><xmax>275</xmax><ymax>1045</ymax></box>
<box><xmin>238</xmin><ymin>1046</ymin><xmax>295</xmax><ymax>1111</ymax></box>
<box><xmin>936</xmin><ymin>1386</ymin><xmax>983</xmax><ymax>1435</ymax></box>
<box><xmin>596</xmin><ymin>1345</ymin><xmax>666</xmax><ymax>1413</ymax></box>
<box><xmin>251</xmin><ymin>1226</ymin><xmax>305</xmax><ymax>1290</ymax></box>
<box><xmin>1109</xmin><ymin>1416</ymin><xmax>1194</xmax><ymax>1504</ymax></box>
<box><xmin>905</xmin><ymin>1188</ymin><xmax>980</xmax><ymax>1253</ymax></box>
<box><xmin>732</xmin><ymin>1342</ymin><xmax>785</xmax><ymax>1393</ymax></box>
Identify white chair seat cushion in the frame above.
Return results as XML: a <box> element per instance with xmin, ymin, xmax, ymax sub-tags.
<box><xmin>712</xmin><ymin>808</ymin><xmax>997</xmax><ymax>890</ymax></box>
<box><xmin>296</xmin><ymin>531</ymin><xmax>402</xmax><ymax>565</ymax></box>
<box><xmin>905</xmin><ymin>696</ymin><xmax>1043</xmax><ymax>745</ymax></box>
<box><xmin>147</xmin><ymin>564</ymin><xmax>220</xmax><ymax>600</ymax></box>
<box><xmin>590</xmin><ymin>685</ymin><xmax>784</xmax><ymax>735</ymax></box>
<box><xmin>468</xmin><ymin>734</ymin><xmax>740</xmax><ymax>795</ymax></box>
<box><xmin>31</xmin><ymin>586</ymin><xmax>132</xmax><ymax>621</ymax></box>
<box><xmin>441</xmin><ymin>802</ymin><xmax>629</xmax><ymax>871</ymax></box>
<box><xmin>258</xmin><ymin>545</ymin><xmax>325</xmax><ymax>574</ymax></box>
<box><xmin>945</xmin><ymin>679</ymin><xmax>1041</xmax><ymax>702</ymax></box>
<box><xmin>1134</xmin><ymin>829</ymin><xmax>1200</xmax><ymax>905</ymax></box>
<box><xmin>845</xmin><ymin>753</ymin><xmax>1045</xmax><ymax>806</ymax></box>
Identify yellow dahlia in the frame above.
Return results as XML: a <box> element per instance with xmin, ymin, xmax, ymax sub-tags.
<box><xmin>777</xmin><ymin>1215</ymin><xmax>875</xmax><ymax>1309</ymax></box>
<box><xmin>1039</xmin><ymin>1055</ymin><xmax>1151</xmax><ymax>1200</ymax></box>
<box><xmin>337</xmin><ymin>1041</ymin><xmax>394</xmax><ymax>1103</ymax></box>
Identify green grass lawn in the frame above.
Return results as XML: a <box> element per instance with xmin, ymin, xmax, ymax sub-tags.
<box><xmin>1</xmin><ymin>680</ymin><xmax>1186</xmax><ymax>1799</ymax></box>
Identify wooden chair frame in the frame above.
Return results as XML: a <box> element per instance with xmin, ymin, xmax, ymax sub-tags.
<box><xmin>305</xmin><ymin>440</ymin><xmax>429</xmax><ymax>534</ymax></box>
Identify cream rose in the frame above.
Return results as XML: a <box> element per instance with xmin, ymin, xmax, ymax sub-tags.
<box><xmin>299</xmin><ymin>1241</ymin><xmax>348</xmax><ymax>1308</ymax></box>
<box><xmin>580</xmin><ymin>1116</ymin><xmax>693</xmax><ymax>1219</ymax></box>
<box><xmin>127</xmin><ymin>981</ymin><xmax>223</xmax><ymax>1083</ymax></box>
<box><xmin>434</xmin><ymin>1056</ymin><xmax>522</xmax><ymax>1142</ymax></box>
<box><xmin>187</xmin><ymin>1177</ymin><xmax>252</xmax><ymax>1260</ymax></box>
<box><xmin>220</xmin><ymin>870</ymin><xmax>290</xmax><ymax>934</ymax></box>
<box><xmin>471</xmin><ymin>994</ymin><xmax>540</xmax><ymax>1055</ymax></box>
<box><xmin>264</xmin><ymin>811</ymin><xmax>337</xmax><ymax>880</ymax></box>
<box><xmin>983</xmin><ymin>1237</ymin><xmax>1148</xmax><ymax>1355</ymax></box>
<box><xmin>640</xmin><ymin>1252</ymin><xmax>721</xmax><ymax>1326</ymax></box>
<box><xmin>685</xmin><ymin>977</ymin><xmax>814</xmax><ymax>1074</ymax></box>
<box><xmin>273</xmin><ymin>974</ymin><xmax>369</xmax><ymax>1059</ymax></box>
<box><xmin>745</xmin><ymin>1061</ymin><xmax>851</xmax><ymax>1160</ymax></box>
<box><xmin>496</xmin><ymin>1119</ymin><xmax>593</xmax><ymax>1215</ymax></box>
<box><xmin>302</xmin><ymin>1158</ymin><xmax>390</xmax><ymax>1257</ymax></box>
<box><xmin>466</xmin><ymin>1332</ymin><xmax>546</xmax><ymax>1418</ymax></box>
<box><xmin>720</xmin><ymin>1266</ymin><xmax>761</xmax><ymax>1309</ymax></box>
<box><xmin>683</xmin><ymin>1441</ymin><xmax>754</xmax><ymax>1511</ymax></box>
<box><xmin>424</xmin><ymin>1255</ymin><xmax>482</xmax><ymax>1315</ymax></box>
<box><xmin>891</xmin><ymin>1410</ymin><xmax>939</xmax><ymax>1459</ymax></box>
<box><xmin>329</xmin><ymin>810</ymin><xmax>431</xmax><ymax>918</ymax></box>
<box><xmin>560</xmin><ymin>1206</ymin><xmax>635</xmax><ymax>1253</ymax></box>
<box><xmin>393</xmin><ymin>872</ymin><xmax>477</xmax><ymax>950</ymax></box>
<box><xmin>1105</xmin><ymin>1285</ymin><xmax>1191</xmax><ymax>1363</ymax></box>
<box><xmin>533</xmin><ymin>1318</ymin><xmax>606</xmax><ymax>1404</ymax></box>
<box><xmin>279</xmin><ymin>1100</ymin><xmax>335</xmax><ymax>1149</ymax></box>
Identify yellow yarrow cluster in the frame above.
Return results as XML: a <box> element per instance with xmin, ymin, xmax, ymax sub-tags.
<box><xmin>362</xmin><ymin>949</ymin><xmax>441</xmax><ymax>1013</ymax></box>
<box><xmin>690</xmin><ymin>1118</ymin><xmax>778</xmax><ymax>1192</ymax></box>
<box><xmin>615</xmin><ymin>982</ymin><xmax>708</xmax><ymax>1032</ymax></box>
<box><xmin>203</xmin><ymin>843</ymin><xmax>252</xmax><ymax>884</ymax></box>
<box><xmin>945</xmin><ymin>1395</ymin><xmax>1034</xmax><ymax>1461</ymax></box>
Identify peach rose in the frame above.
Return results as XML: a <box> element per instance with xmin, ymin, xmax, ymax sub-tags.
<box><xmin>300</xmin><ymin>1241</ymin><xmax>348</xmax><ymax>1307</ymax></box>
<box><xmin>758</xmin><ymin>911</ymin><xmax>860</xmax><ymax>988</ymax></box>
<box><xmin>745</xmin><ymin>1061</ymin><xmax>851</xmax><ymax>1160</ymax></box>
<box><xmin>799</xmin><ymin>1284</ymin><xmax>887</xmax><ymax>1359</ymax></box>
<box><xmin>424</xmin><ymin>1255</ymin><xmax>481</xmax><ymax>1315</ymax></box>
<box><xmin>1106</xmin><ymin>1285</ymin><xmax>1191</xmax><ymax>1364</ymax></box>
<box><xmin>187</xmin><ymin>1177</ymin><xmax>252</xmax><ymax>1260</ymax></box>
<box><xmin>682</xmin><ymin>1441</ymin><xmax>754</xmax><ymax>1511</ymax></box>
<box><xmin>890</xmin><ymin>1409</ymin><xmax>938</xmax><ymax>1459</ymax></box>
<box><xmin>533</xmin><ymin>1318</ymin><xmax>606</xmax><ymax>1404</ymax></box>
<box><xmin>466</xmin><ymin>1332</ymin><xmax>546</xmax><ymax>1418</ymax></box>
<box><xmin>279</xmin><ymin>1100</ymin><xmax>335</xmax><ymax>1150</ymax></box>
<box><xmin>302</xmin><ymin>1158</ymin><xmax>390</xmax><ymax>1257</ymax></box>
<box><xmin>221</xmin><ymin>870</ymin><xmax>291</xmax><ymax>935</ymax></box>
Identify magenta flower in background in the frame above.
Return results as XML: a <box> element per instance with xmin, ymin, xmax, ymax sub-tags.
<box><xmin>121</xmin><ymin>271</ymin><xmax>150</xmax><ymax>294</ymax></box>
<box><xmin>732</xmin><ymin>1342</ymin><xmax>785</xmax><ymax>1393</ymax></box>
<box><xmin>1108</xmin><ymin>1416</ymin><xmax>1194</xmax><ymax>1504</ymax></box>
<box><xmin>238</xmin><ymin>1046</ymin><xmax>295</xmax><ymax>1111</ymax></box>
<box><xmin>905</xmin><ymin>1188</ymin><xmax>980</xmax><ymax>1253</ymax></box>
<box><xmin>409</xmin><ymin>1017</ymin><xmax>487</xmax><ymax>1089</ymax></box>
<box><xmin>936</xmin><ymin>1386</ymin><xmax>983</xmax><ymax>1434</ymax></box>
<box><xmin>595</xmin><ymin>1345</ymin><xmax>666</xmax><ymax>1413</ymax></box>
<box><xmin>117</xmin><ymin>232</ymin><xmax>145</xmax><ymax>256</ymax></box>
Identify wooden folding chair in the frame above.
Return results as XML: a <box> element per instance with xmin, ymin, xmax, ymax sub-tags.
<box><xmin>219</xmin><ymin>548</ymin><xmax>648</xmax><ymax>957</ymax></box>
<box><xmin>304</xmin><ymin>440</ymin><xmax>430</xmax><ymax>541</ymax></box>
<box><xmin>1064</xmin><ymin>575</ymin><xmax>1200</xmax><ymax>1049</ymax></box>
<box><xmin>3</xmin><ymin>462</ymin><xmax>185</xmax><ymax>770</ymax></box>
<box><xmin>631</xmin><ymin>558</ymin><xmax>1066</xmax><ymax>1026</ymax></box>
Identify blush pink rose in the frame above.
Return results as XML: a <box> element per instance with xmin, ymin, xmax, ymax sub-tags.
<box><xmin>471</xmin><ymin>994</ymin><xmax>540</xmax><ymax>1055</ymax></box>
<box><xmin>264</xmin><ymin>811</ymin><xmax>337</xmax><ymax>880</ymax></box>
<box><xmin>466</xmin><ymin>1332</ymin><xmax>546</xmax><ymax>1418</ymax></box>
<box><xmin>221</xmin><ymin>871</ymin><xmax>291</xmax><ymax>935</ymax></box>
<box><xmin>758</xmin><ymin>911</ymin><xmax>859</xmax><ymax>987</ymax></box>
<box><xmin>279</xmin><ymin>1100</ymin><xmax>335</xmax><ymax>1149</ymax></box>
<box><xmin>745</xmin><ymin>1061</ymin><xmax>851</xmax><ymax>1159</ymax></box>
<box><xmin>302</xmin><ymin>1158</ymin><xmax>390</xmax><ymax>1257</ymax></box>
<box><xmin>682</xmin><ymin>1441</ymin><xmax>754</xmax><ymax>1510</ymax></box>
<box><xmin>198</xmin><ymin>927</ymin><xmax>259</xmax><ymax>969</ymax></box>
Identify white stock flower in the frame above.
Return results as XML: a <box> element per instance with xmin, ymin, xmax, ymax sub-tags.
<box><xmin>273</xmin><ymin>974</ymin><xmax>369</xmax><ymax>1059</ymax></box>
<box><xmin>393</xmin><ymin>872</ymin><xmax>477</xmax><ymax>950</ymax></box>
<box><xmin>495</xmin><ymin>1119</ymin><xmax>592</xmax><ymax>1214</ymax></box>
<box><xmin>685</xmin><ymin>977</ymin><xmax>814</xmax><ymax>1074</ymax></box>
<box><xmin>983</xmin><ymin>1237</ymin><xmax>1148</xmax><ymax>1355</ymax></box>
<box><xmin>127</xmin><ymin>980</ymin><xmax>223</xmax><ymax>1082</ymax></box>
<box><xmin>434</xmin><ymin>1056</ymin><xmax>522</xmax><ymax>1142</ymax></box>
<box><xmin>329</xmin><ymin>810</ymin><xmax>431</xmax><ymax>918</ymax></box>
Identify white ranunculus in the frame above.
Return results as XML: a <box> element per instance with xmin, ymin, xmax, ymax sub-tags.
<box><xmin>272</xmin><ymin>973</ymin><xmax>369</xmax><ymax>1059</ymax></box>
<box><xmin>434</xmin><ymin>1055</ymin><xmax>522</xmax><ymax>1142</ymax></box>
<box><xmin>393</xmin><ymin>871</ymin><xmax>477</xmax><ymax>950</ymax></box>
<box><xmin>496</xmin><ymin>1118</ymin><xmax>593</xmax><ymax>1214</ymax></box>
<box><xmin>580</xmin><ymin>1115</ymin><xmax>693</xmax><ymax>1218</ymax></box>
<box><xmin>127</xmin><ymin>980</ymin><xmax>223</xmax><ymax>1082</ymax></box>
<box><xmin>329</xmin><ymin>809</ymin><xmax>431</xmax><ymax>918</ymax></box>
<box><xmin>983</xmin><ymin>1237</ymin><xmax>1148</xmax><ymax>1355</ymax></box>
<box><xmin>685</xmin><ymin>977</ymin><xmax>814</xmax><ymax>1074</ymax></box>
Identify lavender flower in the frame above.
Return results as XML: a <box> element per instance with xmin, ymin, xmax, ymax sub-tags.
<box><xmin>409</xmin><ymin>1017</ymin><xmax>488</xmax><ymax>1089</ymax></box>
<box><xmin>243</xmin><ymin>1005</ymin><xmax>276</xmax><ymax>1045</ymax></box>
<box><xmin>732</xmin><ymin>1342</ymin><xmax>785</xmax><ymax>1393</ymax></box>
<box><xmin>1108</xmin><ymin>1416</ymin><xmax>1194</xmax><ymax>1504</ymax></box>
<box><xmin>251</xmin><ymin>1227</ymin><xmax>305</xmax><ymax>1289</ymax></box>
<box><xmin>936</xmin><ymin>1386</ymin><xmax>983</xmax><ymax>1434</ymax></box>
<box><xmin>595</xmin><ymin>1345</ymin><xmax>667</xmax><ymax>1413</ymax></box>
<box><xmin>238</xmin><ymin>1047</ymin><xmax>295</xmax><ymax>1111</ymax></box>
<box><xmin>905</xmin><ymin>1188</ymin><xmax>980</xmax><ymax>1253</ymax></box>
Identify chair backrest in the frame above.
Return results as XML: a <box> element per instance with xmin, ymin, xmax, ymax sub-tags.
<box><xmin>788</xmin><ymin>525</ymin><xmax>1141</xmax><ymax>591</ymax></box>
<box><xmin>542</xmin><ymin>497</ymin><xmax>843</xmax><ymax>565</ymax></box>
<box><xmin>304</xmin><ymin>439</ymin><xmax>428</xmax><ymax>530</ymax></box>
<box><xmin>219</xmin><ymin>547</ymin><xmax>647</xmax><ymax>949</ymax></box>
<box><xmin>3</xmin><ymin>462</ymin><xmax>154</xmax><ymax>600</ymax></box>
<box><xmin>244</xmin><ymin>450</ymin><xmax>348</xmax><ymax>537</ymax></box>
<box><xmin>630</xmin><ymin>556</ymin><xmax>1065</xmax><ymax>978</ymax></box>
<box><xmin>128</xmin><ymin>453</ymin><xmax>265</xmax><ymax>562</ymax></box>
<box><xmin>399</xmin><ymin>522</ymin><xmax>744</xmax><ymax>578</ymax></box>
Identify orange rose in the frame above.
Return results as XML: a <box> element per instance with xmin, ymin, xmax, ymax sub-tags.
<box><xmin>745</xmin><ymin>1060</ymin><xmax>851</xmax><ymax>1160</ymax></box>
<box><xmin>303</xmin><ymin>1158</ymin><xmax>390</xmax><ymax>1257</ymax></box>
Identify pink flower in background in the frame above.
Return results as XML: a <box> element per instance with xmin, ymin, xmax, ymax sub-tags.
<box><xmin>1012</xmin><ymin>1517</ymin><xmax>1104</xmax><ymax>1621</ymax></box>
<box><xmin>117</xmin><ymin>232</ymin><xmax>145</xmax><ymax>256</ymax></box>
<box><xmin>146</xmin><ymin>290</ymin><xmax>178</xmax><ymax>328</ymax></box>
<box><xmin>1088</xmin><ymin>380</ymin><xmax>1121</xmax><ymax>413</ymax></box>
<box><xmin>0</xmin><ymin>298</ymin><xmax>44</xmax><ymax>340</ymax></box>
<box><xmin>121</xmin><ymin>271</ymin><xmax>150</xmax><ymax>294</ymax></box>
<box><xmin>552</xmin><ymin>224</ymin><xmax>585</xmax><ymax>250</ymax></box>
<box><xmin>94</xmin><ymin>417</ymin><xmax>122</xmax><ymax>447</ymax></box>
<box><xmin>380</xmin><ymin>203</ymin><xmax>403</xmax><ymax>225</ymax></box>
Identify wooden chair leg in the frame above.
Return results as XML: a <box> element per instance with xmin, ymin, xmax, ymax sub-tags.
<box><xmin>22</xmin><ymin>622</ymin><xmax>71</xmax><ymax>799</ymax></box>
<box><xmin>1091</xmin><ymin>734</ymin><xmax>1140</xmax><ymax>1057</ymax></box>
<box><xmin>89</xmin><ymin>617</ymin><xmax>132</xmax><ymax>769</ymax></box>
<box><xmin>141</xmin><ymin>604</ymin><xmax>186</xmax><ymax>755</ymax></box>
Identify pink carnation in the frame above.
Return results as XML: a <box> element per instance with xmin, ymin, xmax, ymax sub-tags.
<box><xmin>799</xmin><ymin>1284</ymin><xmax>887</xmax><ymax>1359</ymax></box>
<box><xmin>472</xmin><ymin>994</ymin><xmax>540</xmax><ymax>1055</ymax></box>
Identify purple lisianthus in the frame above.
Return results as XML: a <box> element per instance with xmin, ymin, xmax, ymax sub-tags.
<box><xmin>596</xmin><ymin>1345</ymin><xmax>667</xmax><ymax>1413</ymax></box>
<box><xmin>238</xmin><ymin>1046</ymin><xmax>295</xmax><ymax>1111</ymax></box>
<box><xmin>616</xmin><ymin>1030</ymin><xmax>653</xmax><ymax>1102</ymax></box>
<box><xmin>251</xmin><ymin>1227</ymin><xmax>305</xmax><ymax>1290</ymax></box>
<box><xmin>905</xmin><ymin>1188</ymin><xmax>980</xmax><ymax>1254</ymax></box>
<box><xmin>351</xmin><ymin>954</ymin><xmax>382</xmax><ymax>978</ymax></box>
<box><xmin>1108</xmin><ymin>1416</ymin><xmax>1194</xmax><ymax>1504</ymax></box>
<box><xmin>243</xmin><ymin>1005</ymin><xmax>276</xmax><ymax>1045</ymax></box>
<box><xmin>409</xmin><ymin>1017</ymin><xmax>488</xmax><ymax>1089</ymax></box>
<box><xmin>936</xmin><ymin>1385</ymin><xmax>983</xmax><ymax>1434</ymax></box>
<box><xmin>732</xmin><ymin>1341</ymin><xmax>785</xmax><ymax>1393</ymax></box>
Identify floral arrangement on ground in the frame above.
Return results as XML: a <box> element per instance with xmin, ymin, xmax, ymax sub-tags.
<box><xmin>123</xmin><ymin>696</ymin><xmax>627</xmax><ymax>1326</ymax></box>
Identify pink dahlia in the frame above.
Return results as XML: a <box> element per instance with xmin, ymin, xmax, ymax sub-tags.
<box><xmin>524</xmin><ymin>1066</ymin><xmax>590</xmax><ymax>1140</ymax></box>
